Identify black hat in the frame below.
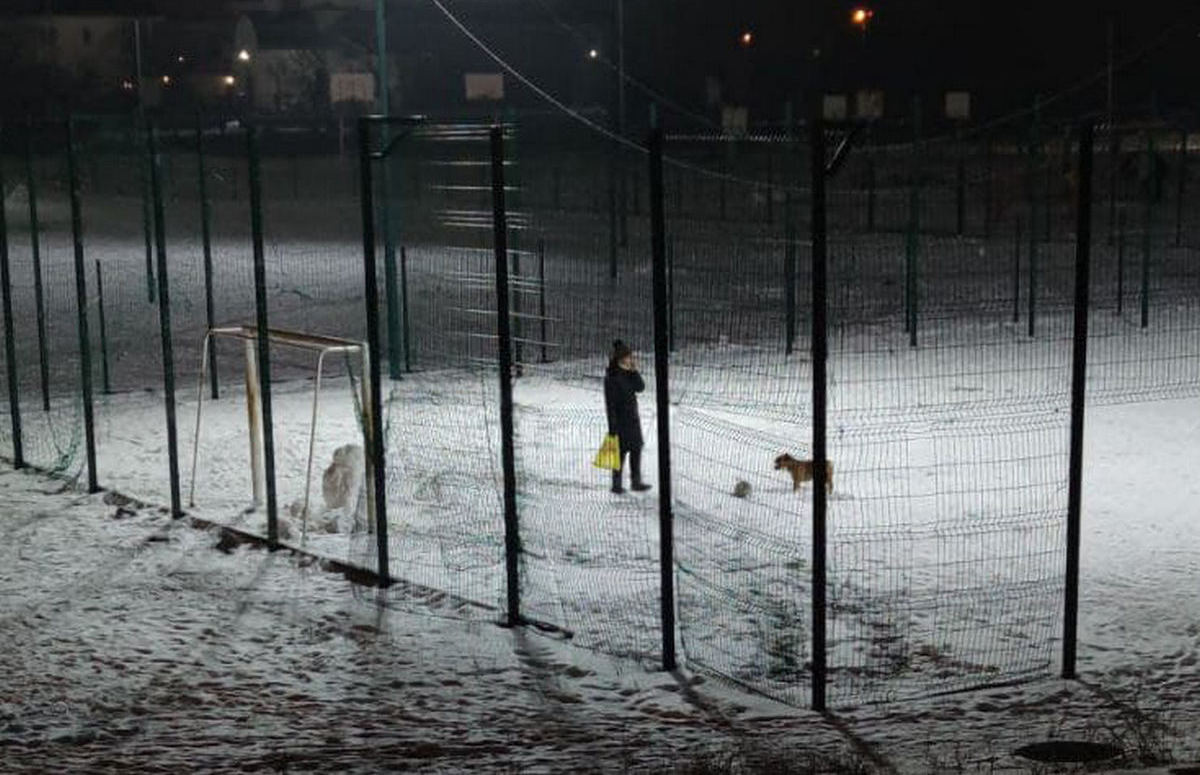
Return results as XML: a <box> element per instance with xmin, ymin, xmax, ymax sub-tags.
<box><xmin>611</xmin><ymin>339</ymin><xmax>632</xmax><ymax>360</ymax></box>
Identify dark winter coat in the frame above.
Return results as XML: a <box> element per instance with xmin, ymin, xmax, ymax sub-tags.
<box><xmin>604</xmin><ymin>365</ymin><xmax>645</xmax><ymax>451</ymax></box>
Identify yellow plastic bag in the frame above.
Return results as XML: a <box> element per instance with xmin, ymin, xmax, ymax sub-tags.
<box><xmin>592</xmin><ymin>434</ymin><xmax>621</xmax><ymax>471</ymax></box>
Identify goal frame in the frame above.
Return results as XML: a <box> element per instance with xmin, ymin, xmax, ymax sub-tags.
<box><xmin>187</xmin><ymin>325</ymin><xmax>374</xmax><ymax>544</ymax></box>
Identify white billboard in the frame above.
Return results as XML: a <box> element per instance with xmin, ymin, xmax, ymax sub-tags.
<box><xmin>330</xmin><ymin>72</ymin><xmax>375</xmax><ymax>104</ymax></box>
<box><xmin>945</xmin><ymin>91</ymin><xmax>971</xmax><ymax>121</ymax></box>
<box><xmin>823</xmin><ymin>94</ymin><xmax>848</xmax><ymax>121</ymax></box>
<box><xmin>855</xmin><ymin>90</ymin><xmax>884</xmax><ymax>120</ymax></box>
<box><xmin>465</xmin><ymin>73</ymin><xmax>505</xmax><ymax>101</ymax></box>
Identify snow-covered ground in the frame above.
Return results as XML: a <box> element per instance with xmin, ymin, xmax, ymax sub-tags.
<box><xmin>2</xmin><ymin>358</ymin><xmax>1198</xmax><ymax>772</ymax></box>
<box><xmin>1</xmin><ymin>392</ymin><xmax>1198</xmax><ymax>773</ymax></box>
<box><xmin>2</xmin><ymin>181</ymin><xmax>1198</xmax><ymax>771</ymax></box>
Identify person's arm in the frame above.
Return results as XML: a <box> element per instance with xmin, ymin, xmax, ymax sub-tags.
<box><xmin>604</xmin><ymin>375</ymin><xmax>618</xmax><ymax>433</ymax></box>
<box><xmin>630</xmin><ymin>370</ymin><xmax>645</xmax><ymax>393</ymax></box>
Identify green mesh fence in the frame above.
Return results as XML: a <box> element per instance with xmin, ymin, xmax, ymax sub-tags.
<box><xmin>509</xmin><ymin>122</ymin><xmax>664</xmax><ymax>660</ymax></box>
<box><xmin>1</xmin><ymin>122</ymin><xmax>87</xmax><ymax>481</ymax></box>
<box><xmin>2</xmin><ymin>108</ymin><xmax>1199</xmax><ymax>711</ymax></box>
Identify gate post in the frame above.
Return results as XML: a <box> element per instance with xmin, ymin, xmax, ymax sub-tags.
<box><xmin>1063</xmin><ymin>123</ymin><xmax>1095</xmax><ymax>679</ymax></box>
<box><xmin>490</xmin><ymin>125</ymin><xmax>521</xmax><ymax>627</ymax></box>
<box><xmin>809</xmin><ymin>105</ymin><xmax>830</xmax><ymax>712</ymax></box>
<box><xmin>648</xmin><ymin>121</ymin><xmax>676</xmax><ymax>672</ymax></box>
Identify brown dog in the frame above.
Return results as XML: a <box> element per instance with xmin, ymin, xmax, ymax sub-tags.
<box><xmin>774</xmin><ymin>454</ymin><xmax>833</xmax><ymax>494</ymax></box>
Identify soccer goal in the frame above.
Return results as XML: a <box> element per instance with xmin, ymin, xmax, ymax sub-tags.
<box><xmin>187</xmin><ymin>325</ymin><xmax>374</xmax><ymax>544</ymax></box>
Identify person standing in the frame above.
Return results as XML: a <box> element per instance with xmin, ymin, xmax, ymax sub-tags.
<box><xmin>604</xmin><ymin>340</ymin><xmax>651</xmax><ymax>494</ymax></box>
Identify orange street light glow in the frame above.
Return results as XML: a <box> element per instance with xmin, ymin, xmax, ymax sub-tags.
<box><xmin>851</xmin><ymin>7</ymin><xmax>874</xmax><ymax>26</ymax></box>
<box><xmin>740</xmin><ymin>31</ymin><xmax>753</xmax><ymax>46</ymax></box>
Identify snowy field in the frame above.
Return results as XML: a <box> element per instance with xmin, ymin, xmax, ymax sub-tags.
<box><xmin>0</xmin><ymin>392</ymin><xmax>1198</xmax><ymax>773</ymax></box>
<box><xmin>2</xmin><ymin>174</ymin><xmax>1200</xmax><ymax>770</ymax></box>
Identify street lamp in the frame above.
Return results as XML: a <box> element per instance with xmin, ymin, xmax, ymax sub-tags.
<box><xmin>740</xmin><ymin>31</ymin><xmax>754</xmax><ymax>47</ymax></box>
<box><xmin>237</xmin><ymin>49</ymin><xmax>251</xmax><ymax>62</ymax></box>
<box><xmin>851</xmin><ymin>7</ymin><xmax>874</xmax><ymax>28</ymax></box>
<box><xmin>223</xmin><ymin>75</ymin><xmax>236</xmax><ymax>86</ymax></box>
<box><xmin>588</xmin><ymin>48</ymin><xmax>599</xmax><ymax>59</ymax></box>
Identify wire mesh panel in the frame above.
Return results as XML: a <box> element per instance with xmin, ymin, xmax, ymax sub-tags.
<box><xmin>372</xmin><ymin>121</ymin><xmax>508</xmax><ymax>618</ymax></box>
<box><xmin>1087</xmin><ymin>123</ymin><xmax>1200</xmax><ymax>405</ymax></box>
<box><xmin>63</xmin><ymin>118</ymin><xmax>169</xmax><ymax>505</ymax></box>
<box><xmin>3</xmin><ymin>122</ymin><xmax>87</xmax><ymax>481</ymax></box>
<box><xmin>662</xmin><ymin>132</ymin><xmax>815</xmax><ymax>706</ymax></box>
<box><xmin>822</xmin><ymin>125</ymin><xmax>1078</xmax><ymax>705</ymax></box>
<box><xmin>509</xmin><ymin>121</ymin><xmax>663</xmax><ymax>660</ymax></box>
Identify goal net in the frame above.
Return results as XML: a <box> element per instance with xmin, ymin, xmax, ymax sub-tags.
<box><xmin>186</xmin><ymin>325</ymin><xmax>374</xmax><ymax>545</ymax></box>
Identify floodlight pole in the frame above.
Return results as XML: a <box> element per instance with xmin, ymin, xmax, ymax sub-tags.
<box><xmin>617</xmin><ymin>0</ymin><xmax>626</xmax><ymax>137</ymax></box>
<box><xmin>376</xmin><ymin>0</ymin><xmax>404</xmax><ymax>378</ymax></box>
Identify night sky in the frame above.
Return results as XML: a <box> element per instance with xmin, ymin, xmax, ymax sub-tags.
<box><xmin>2</xmin><ymin>0</ymin><xmax>1197</xmax><ymax>122</ymax></box>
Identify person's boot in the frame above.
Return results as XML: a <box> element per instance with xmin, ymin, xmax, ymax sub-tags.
<box><xmin>611</xmin><ymin>469</ymin><xmax>625</xmax><ymax>494</ymax></box>
<box><xmin>630</xmin><ymin>448</ymin><xmax>651</xmax><ymax>492</ymax></box>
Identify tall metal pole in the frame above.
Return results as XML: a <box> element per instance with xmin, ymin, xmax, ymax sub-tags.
<box><xmin>1105</xmin><ymin>19</ymin><xmax>1114</xmax><ymax>133</ymax></box>
<box><xmin>148</xmin><ymin>125</ymin><xmax>182</xmax><ymax>519</ymax></box>
<box><xmin>135</xmin><ymin>19</ymin><xmax>155</xmax><ymax>304</ymax></box>
<box><xmin>247</xmin><ymin>126</ymin><xmax>279</xmax><ymax>545</ymax></box>
<box><xmin>0</xmin><ymin>148</ymin><xmax>24</xmax><ymax>469</ymax></box>
<box><xmin>66</xmin><ymin>118</ymin><xmax>99</xmax><ymax>493</ymax></box>
<box><xmin>809</xmin><ymin>104</ymin><xmax>830</xmax><ymax>713</ymax></box>
<box><xmin>490</xmin><ymin>126</ymin><xmax>521</xmax><ymax>627</ymax></box>
<box><xmin>648</xmin><ymin>120</ymin><xmax>676</xmax><ymax>673</ymax></box>
<box><xmin>25</xmin><ymin>123</ymin><xmax>51</xmax><ymax>412</ymax></box>
<box><xmin>617</xmin><ymin>0</ymin><xmax>626</xmax><ymax>137</ymax></box>
<box><xmin>1063</xmin><ymin>123</ymin><xmax>1094</xmax><ymax>680</ymax></box>
<box><xmin>357</xmin><ymin>119</ymin><xmax>391</xmax><ymax>586</ymax></box>
<box><xmin>376</xmin><ymin>0</ymin><xmax>403</xmax><ymax>379</ymax></box>
<box><xmin>197</xmin><ymin>115</ymin><xmax>219</xmax><ymax>399</ymax></box>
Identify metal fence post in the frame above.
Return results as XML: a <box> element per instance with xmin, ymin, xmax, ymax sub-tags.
<box><xmin>148</xmin><ymin>125</ymin><xmax>182</xmax><ymax>518</ymax></box>
<box><xmin>138</xmin><ymin>118</ymin><xmax>156</xmax><ymax>304</ymax></box>
<box><xmin>490</xmin><ymin>125</ymin><xmax>522</xmax><ymax>627</ymax></box>
<box><xmin>1063</xmin><ymin>122</ymin><xmax>1094</xmax><ymax>680</ymax></box>
<box><xmin>247</xmin><ymin>125</ymin><xmax>279</xmax><ymax>544</ymax></box>
<box><xmin>1116</xmin><ymin>210</ymin><xmax>1126</xmax><ymax>316</ymax></box>
<box><xmin>1027</xmin><ymin>126</ymin><xmax>1039</xmax><ymax>338</ymax></box>
<box><xmin>537</xmin><ymin>237</ymin><xmax>548</xmax><ymax>364</ymax></box>
<box><xmin>983</xmin><ymin>137</ymin><xmax>994</xmax><ymax>240</ymax></box>
<box><xmin>382</xmin><ymin>149</ymin><xmax>403</xmax><ymax>380</ymax></box>
<box><xmin>608</xmin><ymin>156</ymin><xmax>618</xmax><ymax>280</ymax></box>
<box><xmin>25</xmin><ymin>124</ymin><xmax>50</xmax><ymax>412</ymax></box>
<box><xmin>1175</xmin><ymin>128</ymin><xmax>1187</xmax><ymax>248</ymax></box>
<box><xmin>400</xmin><ymin>244</ymin><xmax>411</xmax><ymax>372</ymax></box>
<box><xmin>648</xmin><ymin>122</ymin><xmax>676</xmax><ymax>672</ymax></box>
<box><xmin>357</xmin><ymin>118</ymin><xmax>391</xmax><ymax>586</ymax></box>
<box><xmin>95</xmin><ymin>261</ymin><xmax>111</xmax><ymax>395</ymax></box>
<box><xmin>809</xmin><ymin>103</ymin><xmax>830</xmax><ymax>713</ymax></box>
<box><xmin>1141</xmin><ymin>132</ymin><xmax>1155</xmax><ymax>329</ymax></box>
<box><xmin>785</xmin><ymin>204</ymin><xmax>797</xmax><ymax>355</ymax></box>
<box><xmin>866</xmin><ymin>153</ymin><xmax>876</xmax><ymax>232</ymax></box>
<box><xmin>956</xmin><ymin>133</ymin><xmax>966</xmax><ymax>236</ymax></box>
<box><xmin>1012</xmin><ymin>217</ymin><xmax>1022</xmax><ymax>324</ymax></box>
<box><xmin>667</xmin><ymin>233</ymin><xmax>676</xmax><ymax>352</ymax></box>
<box><xmin>1028</xmin><ymin>222</ymin><xmax>1038</xmax><ymax>337</ymax></box>
<box><xmin>905</xmin><ymin>96</ymin><xmax>921</xmax><ymax>347</ymax></box>
<box><xmin>1108</xmin><ymin>127</ymin><xmax>1119</xmax><ymax>246</ymax></box>
<box><xmin>766</xmin><ymin>146</ymin><xmax>775</xmax><ymax>225</ymax></box>
<box><xmin>66</xmin><ymin>118</ymin><xmax>99</xmax><ymax>493</ymax></box>
<box><xmin>197</xmin><ymin>115</ymin><xmax>219</xmax><ymax>399</ymax></box>
<box><xmin>0</xmin><ymin>149</ymin><xmax>24</xmax><ymax>468</ymax></box>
